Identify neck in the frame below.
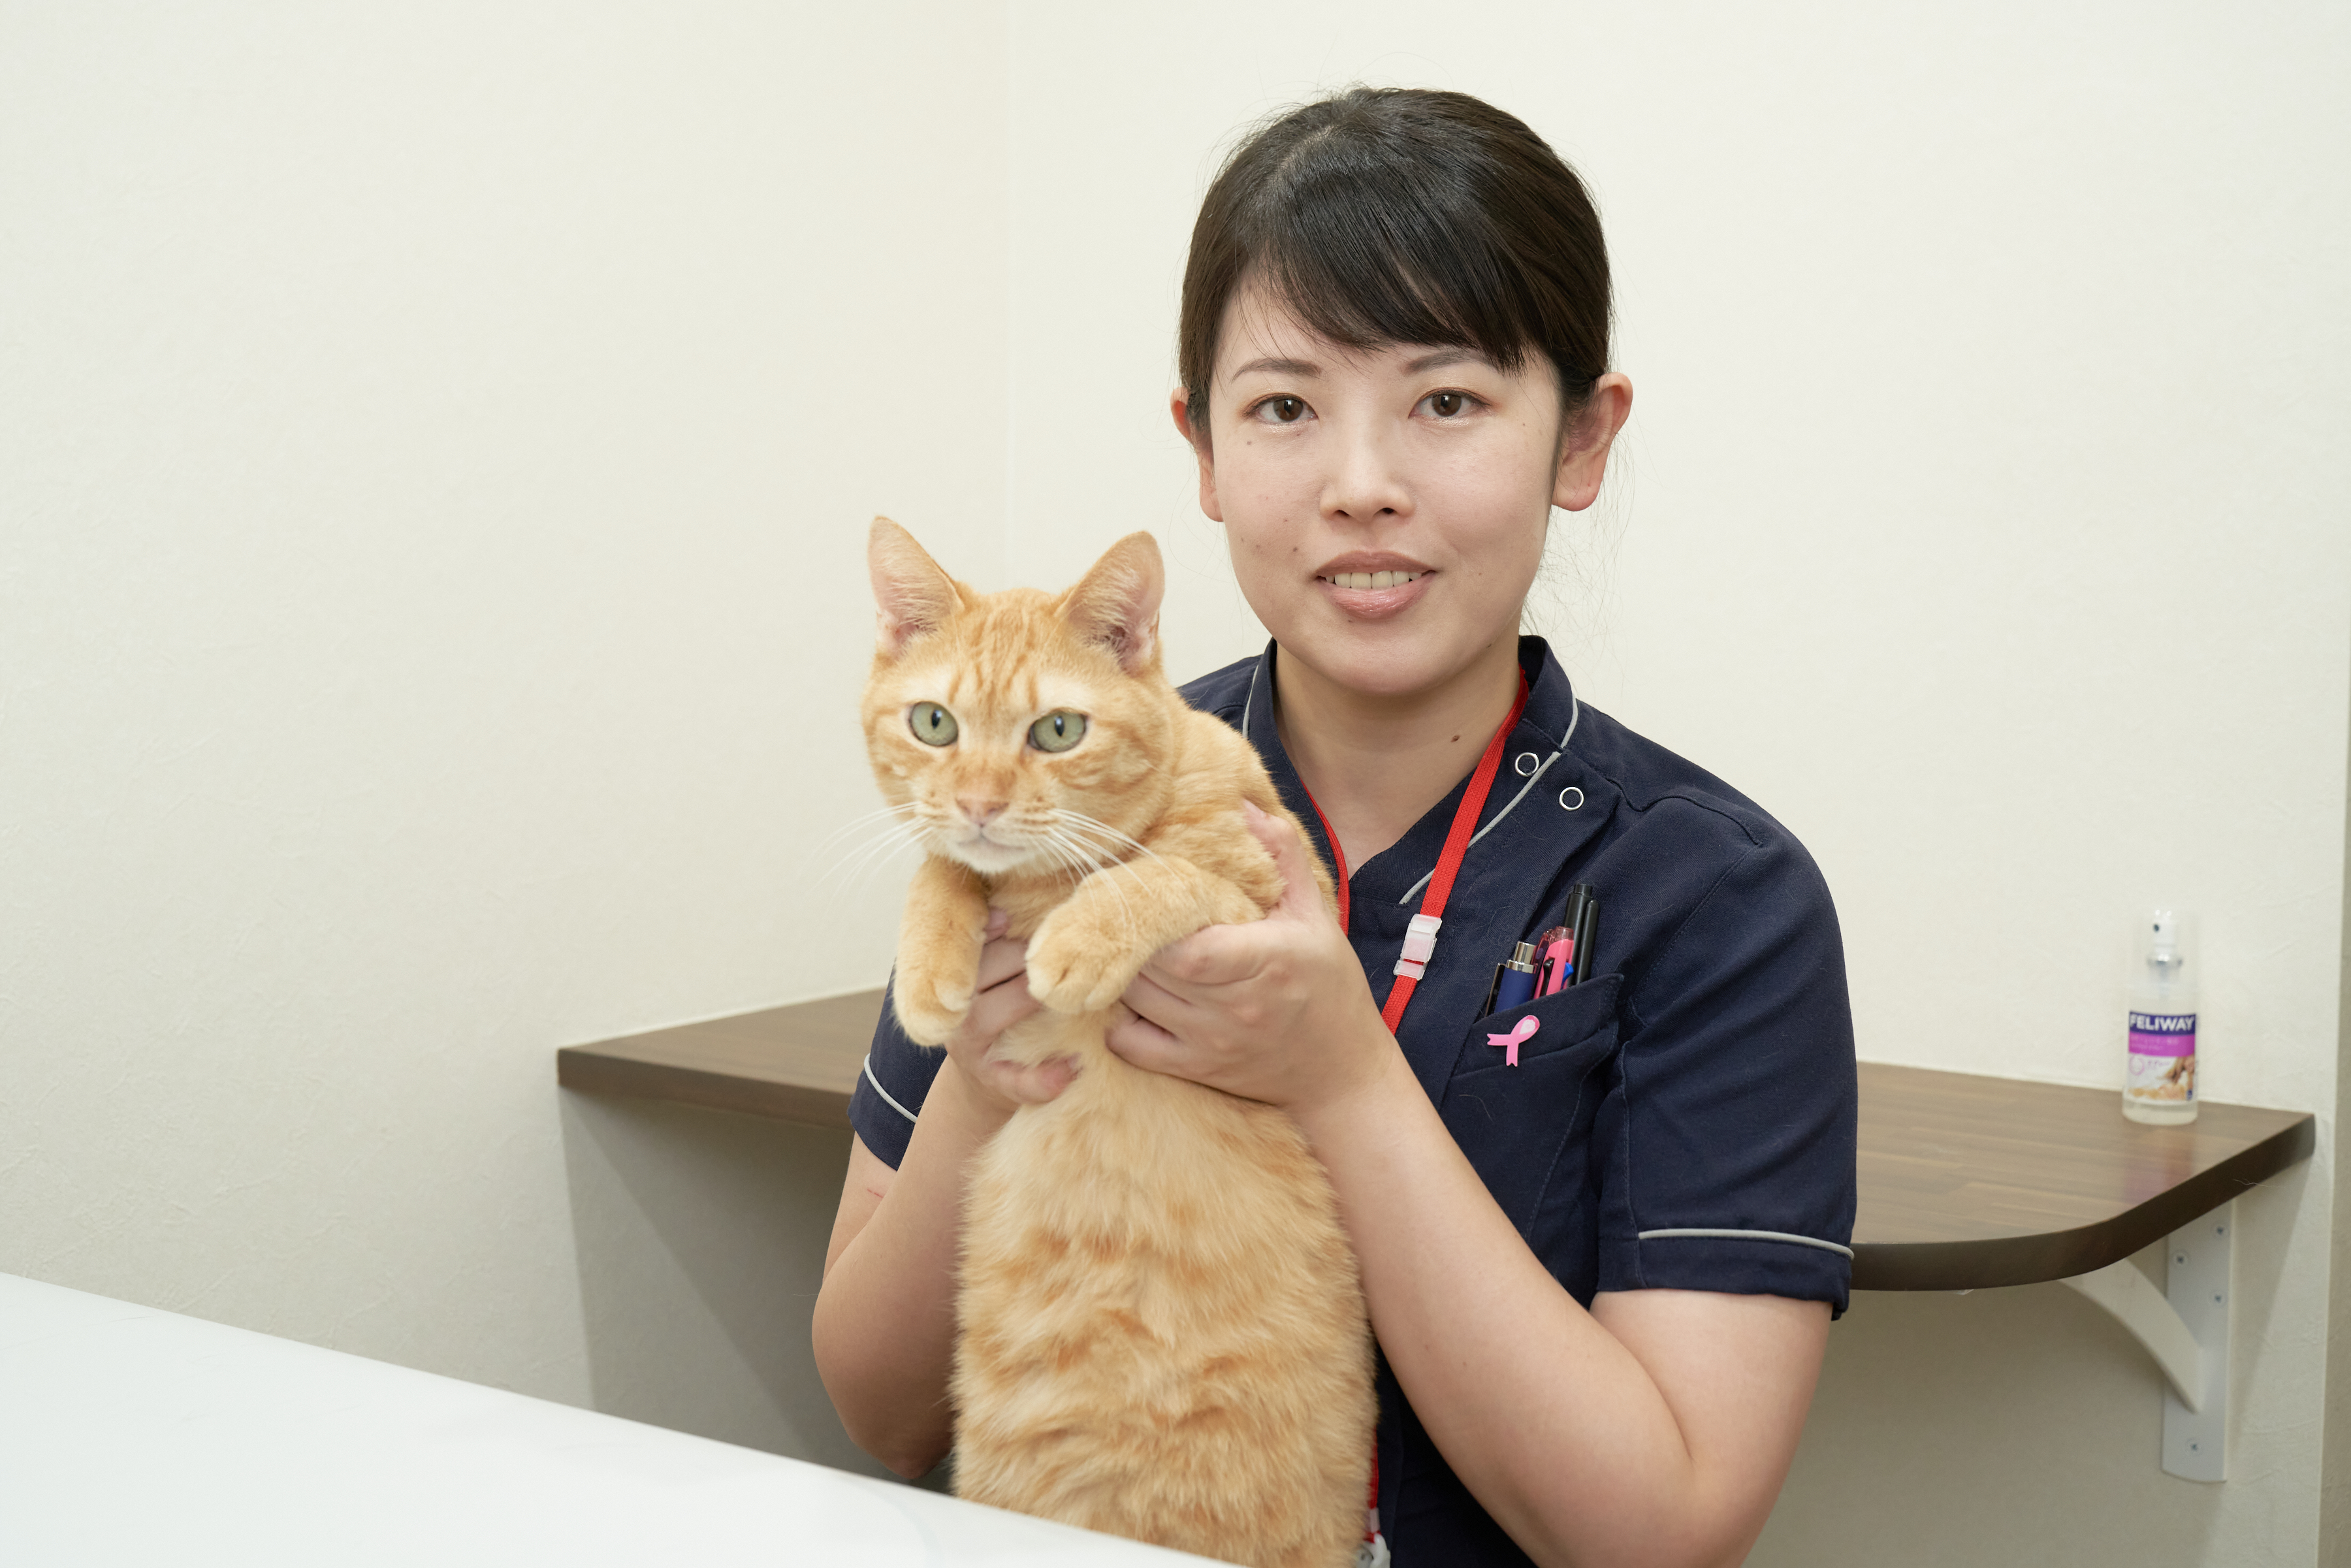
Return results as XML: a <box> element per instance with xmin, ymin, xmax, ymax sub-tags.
<box><xmin>1274</xmin><ymin>635</ymin><xmax>1524</xmax><ymax>874</ymax></box>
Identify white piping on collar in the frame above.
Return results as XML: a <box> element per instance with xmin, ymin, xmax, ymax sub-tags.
<box><xmin>1241</xmin><ymin>654</ymin><xmax>1261</xmax><ymax>737</ymax></box>
<box><xmin>1396</xmin><ymin>690</ymin><xmax>1583</xmax><ymax>905</ymax></box>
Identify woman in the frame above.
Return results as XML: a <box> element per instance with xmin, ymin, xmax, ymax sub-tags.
<box><xmin>813</xmin><ymin>88</ymin><xmax>1856</xmax><ymax>1568</ymax></box>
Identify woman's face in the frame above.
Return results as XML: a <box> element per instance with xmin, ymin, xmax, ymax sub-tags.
<box><xmin>1176</xmin><ymin>283</ymin><xmax>1627</xmax><ymax>703</ymax></box>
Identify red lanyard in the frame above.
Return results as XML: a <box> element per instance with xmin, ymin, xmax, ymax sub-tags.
<box><xmin>1294</xmin><ymin>674</ymin><xmax>1530</xmax><ymax>1550</ymax></box>
<box><xmin>1297</xmin><ymin>673</ymin><xmax>1531</xmax><ymax>1036</ymax></box>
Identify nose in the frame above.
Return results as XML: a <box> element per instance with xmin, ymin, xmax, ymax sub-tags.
<box><xmin>1322</xmin><ymin>415</ymin><xmax>1411</xmax><ymax>523</ymax></box>
<box><xmin>958</xmin><ymin>795</ymin><xmax>1008</xmax><ymax>828</ymax></box>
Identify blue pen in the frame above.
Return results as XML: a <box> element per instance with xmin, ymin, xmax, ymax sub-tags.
<box><xmin>1490</xmin><ymin>941</ymin><xmax>1540</xmax><ymax>1012</ymax></box>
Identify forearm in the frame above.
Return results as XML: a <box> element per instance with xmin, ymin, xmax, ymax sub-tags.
<box><xmin>1297</xmin><ymin>1045</ymin><xmax>1766</xmax><ymax>1568</ymax></box>
<box><xmin>811</xmin><ymin>1061</ymin><xmax>1004</xmax><ymax>1477</ymax></box>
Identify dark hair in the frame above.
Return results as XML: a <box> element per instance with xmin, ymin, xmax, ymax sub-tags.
<box><xmin>1179</xmin><ymin>88</ymin><xmax>1611</xmax><ymax>436</ymax></box>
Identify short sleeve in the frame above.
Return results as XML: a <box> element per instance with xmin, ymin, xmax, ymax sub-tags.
<box><xmin>1593</xmin><ymin>829</ymin><xmax>1859</xmax><ymax>1314</ymax></box>
<box><xmin>846</xmin><ymin>976</ymin><xmax>946</xmax><ymax>1168</ymax></box>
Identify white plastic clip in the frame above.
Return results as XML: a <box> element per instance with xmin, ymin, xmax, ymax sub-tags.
<box><xmin>1393</xmin><ymin>913</ymin><xmax>1443</xmax><ymax>980</ymax></box>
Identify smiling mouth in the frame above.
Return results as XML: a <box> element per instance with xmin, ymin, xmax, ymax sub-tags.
<box><xmin>1321</xmin><ymin>570</ymin><xmax>1425</xmax><ymax>590</ymax></box>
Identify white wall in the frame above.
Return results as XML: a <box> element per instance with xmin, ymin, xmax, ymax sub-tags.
<box><xmin>1004</xmin><ymin>4</ymin><xmax>2348</xmax><ymax>1564</ymax></box>
<box><xmin>5</xmin><ymin>3</ymin><xmax>2348</xmax><ymax>1562</ymax></box>
<box><xmin>0</xmin><ymin>1</ymin><xmax>1005</xmax><ymax>1454</ymax></box>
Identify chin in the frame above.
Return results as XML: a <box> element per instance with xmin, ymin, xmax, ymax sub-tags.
<box><xmin>939</xmin><ymin>838</ymin><xmax>1044</xmax><ymax>876</ymax></box>
<box><xmin>1300</xmin><ymin>632</ymin><xmax>1479</xmax><ymax>701</ymax></box>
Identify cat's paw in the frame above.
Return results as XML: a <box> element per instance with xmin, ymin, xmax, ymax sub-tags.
<box><xmin>893</xmin><ymin>961</ymin><xmax>977</xmax><ymax>1046</ymax></box>
<box><xmin>891</xmin><ymin>857</ymin><xmax>988</xmax><ymax>1044</ymax></box>
<box><xmin>1024</xmin><ymin>911</ymin><xmax>1145</xmax><ymax>1015</ymax></box>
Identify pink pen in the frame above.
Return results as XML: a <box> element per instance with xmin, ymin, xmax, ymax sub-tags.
<box><xmin>1534</xmin><ymin>925</ymin><xmax>1573</xmax><ymax>996</ymax></box>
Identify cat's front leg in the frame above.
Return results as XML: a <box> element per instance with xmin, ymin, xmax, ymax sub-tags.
<box><xmin>1025</xmin><ymin>856</ymin><xmax>1258</xmax><ymax>1014</ymax></box>
<box><xmin>892</xmin><ymin>856</ymin><xmax>991</xmax><ymax>1045</ymax></box>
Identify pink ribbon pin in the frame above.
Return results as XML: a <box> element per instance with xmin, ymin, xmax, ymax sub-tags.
<box><xmin>1487</xmin><ymin>1015</ymin><xmax>1541</xmax><ymax>1068</ymax></box>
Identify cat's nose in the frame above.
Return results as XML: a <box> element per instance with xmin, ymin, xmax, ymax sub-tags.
<box><xmin>958</xmin><ymin>795</ymin><xmax>1008</xmax><ymax>827</ymax></box>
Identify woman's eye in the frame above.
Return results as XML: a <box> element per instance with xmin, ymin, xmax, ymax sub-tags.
<box><xmin>1420</xmin><ymin>390</ymin><xmax>1475</xmax><ymax>419</ymax></box>
<box><xmin>1252</xmin><ymin>395</ymin><xmax>1309</xmax><ymax>424</ymax></box>
<box><xmin>908</xmin><ymin>702</ymin><xmax>959</xmax><ymax>746</ymax></box>
<box><xmin>1028</xmin><ymin>710</ymin><xmax>1088</xmax><ymax>753</ymax></box>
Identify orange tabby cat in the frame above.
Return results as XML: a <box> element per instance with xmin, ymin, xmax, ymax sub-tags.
<box><xmin>862</xmin><ymin>519</ymin><xmax>1374</xmax><ymax>1568</ymax></box>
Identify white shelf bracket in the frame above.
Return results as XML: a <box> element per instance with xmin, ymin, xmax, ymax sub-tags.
<box><xmin>2058</xmin><ymin>1200</ymin><xmax>2231</xmax><ymax>1482</ymax></box>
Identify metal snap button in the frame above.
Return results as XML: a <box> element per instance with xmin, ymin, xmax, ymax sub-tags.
<box><xmin>1558</xmin><ymin>786</ymin><xmax>1584</xmax><ymax>811</ymax></box>
<box><xmin>1514</xmin><ymin>752</ymin><xmax>1540</xmax><ymax>776</ymax></box>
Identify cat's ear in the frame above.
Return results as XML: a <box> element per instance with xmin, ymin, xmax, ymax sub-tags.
<box><xmin>1059</xmin><ymin>532</ymin><xmax>1164</xmax><ymax>675</ymax></box>
<box><xmin>869</xmin><ymin>517</ymin><xmax>964</xmax><ymax>655</ymax></box>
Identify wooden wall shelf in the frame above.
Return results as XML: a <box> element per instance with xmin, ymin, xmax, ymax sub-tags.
<box><xmin>1851</xmin><ymin>1062</ymin><xmax>2311</xmax><ymax>1290</ymax></box>
<box><xmin>558</xmin><ymin>993</ymin><xmax>2313</xmax><ymax>1294</ymax></box>
<box><xmin>560</xmin><ymin>990</ymin><xmax>2315</xmax><ymax>1483</ymax></box>
<box><xmin>557</xmin><ymin>990</ymin><xmax>886</xmax><ymax>1130</ymax></box>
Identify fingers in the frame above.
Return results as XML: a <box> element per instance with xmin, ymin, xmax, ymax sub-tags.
<box><xmin>1137</xmin><ymin>923</ymin><xmax>1261</xmax><ymax>991</ymax></box>
<box><xmin>1104</xmin><ymin>1001</ymin><xmax>1182</xmax><ymax>1075</ymax></box>
<box><xmin>964</xmin><ymin>962</ymin><xmax>1041</xmax><ymax>1044</ymax></box>
<box><xmin>974</xmin><ymin>933</ymin><xmax>1030</xmax><ymax>994</ymax></box>
<box><xmin>1118</xmin><ymin>970</ymin><xmax>1186</xmax><ymax>1031</ymax></box>
<box><xmin>938</xmin><ymin>915</ymin><xmax>1076</xmax><ymax>1112</ymax></box>
<box><xmin>1241</xmin><ymin>801</ymin><xmax>1327</xmax><ymax>923</ymax></box>
<box><xmin>997</xmin><ymin>1053</ymin><xmax>1080</xmax><ymax>1106</ymax></box>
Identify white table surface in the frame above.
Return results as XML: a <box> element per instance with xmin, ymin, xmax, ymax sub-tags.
<box><xmin>0</xmin><ymin>1272</ymin><xmax>1218</xmax><ymax>1566</ymax></box>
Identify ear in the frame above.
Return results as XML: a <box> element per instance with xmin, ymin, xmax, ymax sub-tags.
<box><xmin>1059</xmin><ymin>532</ymin><xmax>1164</xmax><ymax>675</ymax></box>
<box><xmin>1550</xmin><ymin>373</ymin><xmax>1634</xmax><ymax>514</ymax></box>
<box><xmin>1170</xmin><ymin>387</ymin><xmax>1223</xmax><ymax>522</ymax></box>
<box><xmin>868</xmin><ymin>517</ymin><xmax>964</xmax><ymax>655</ymax></box>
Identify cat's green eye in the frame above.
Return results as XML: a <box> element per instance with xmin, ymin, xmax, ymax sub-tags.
<box><xmin>908</xmin><ymin>702</ymin><xmax>959</xmax><ymax>746</ymax></box>
<box><xmin>1028</xmin><ymin>710</ymin><xmax>1087</xmax><ymax>753</ymax></box>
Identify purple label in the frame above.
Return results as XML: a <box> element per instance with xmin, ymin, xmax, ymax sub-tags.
<box><xmin>2128</xmin><ymin>1030</ymin><xmax>2195</xmax><ymax>1058</ymax></box>
<box><xmin>2127</xmin><ymin>1010</ymin><xmax>2197</xmax><ymax>1102</ymax></box>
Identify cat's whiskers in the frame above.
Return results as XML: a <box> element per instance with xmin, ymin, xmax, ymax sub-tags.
<box><xmin>1059</xmin><ymin>811</ymin><xmax>1165</xmax><ymax>869</ymax></box>
<box><xmin>818</xmin><ymin>812</ymin><xmax>928</xmax><ymax>890</ymax></box>
<box><xmin>1032</xmin><ymin>825</ymin><xmax>1102</xmax><ymax>907</ymax></box>
<box><xmin>810</xmin><ymin>803</ymin><xmax>920</xmax><ymax>880</ymax></box>
<box><xmin>1057</xmin><ymin>820</ymin><xmax>1169</xmax><ymax>929</ymax></box>
<box><xmin>820</xmin><ymin>810</ymin><xmax>922</xmax><ymax>871</ymax></box>
<box><xmin>1042</xmin><ymin>825</ymin><xmax>1143</xmax><ymax>945</ymax></box>
<box><xmin>1053</xmin><ymin>816</ymin><xmax>1162</xmax><ymax>901</ymax></box>
<box><xmin>815</xmin><ymin>801</ymin><xmax>920</xmax><ymax>854</ymax></box>
<box><xmin>820</xmin><ymin>834</ymin><xmax>921</xmax><ymax>895</ymax></box>
<box><xmin>1031</xmin><ymin>832</ymin><xmax>1098</xmax><ymax>897</ymax></box>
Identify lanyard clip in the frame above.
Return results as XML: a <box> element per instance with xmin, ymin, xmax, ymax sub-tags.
<box><xmin>1392</xmin><ymin>912</ymin><xmax>1443</xmax><ymax>980</ymax></box>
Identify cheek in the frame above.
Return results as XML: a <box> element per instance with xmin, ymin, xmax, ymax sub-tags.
<box><xmin>1440</xmin><ymin>443</ymin><xmax>1552</xmax><ymax>561</ymax></box>
<box><xmin>1220</xmin><ymin>466</ymin><xmax>1317</xmax><ymax>592</ymax></box>
<box><xmin>1218</xmin><ymin>438</ymin><xmax>1311</xmax><ymax>532</ymax></box>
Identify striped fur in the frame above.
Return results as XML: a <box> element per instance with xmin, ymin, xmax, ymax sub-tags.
<box><xmin>863</xmin><ymin>520</ymin><xmax>1373</xmax><ymax>1568</ymax></box>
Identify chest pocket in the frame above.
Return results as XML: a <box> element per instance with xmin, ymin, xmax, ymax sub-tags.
<box><xmin>1435</xmin><ymin>974</ymin><xmax>1622</xmax><ymax>1240</ymax></box>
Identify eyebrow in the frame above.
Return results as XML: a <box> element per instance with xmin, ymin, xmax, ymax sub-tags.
<box><xmin>1403</xmin><ymin>347</ymin><xmax>1489</xmax><ymax>372</ymax></box>
<box><xmin>1228</xmin><ymin>347</ymin><xmax>1494</xmax><ymax>381</ymax></box>
<box><xmin>1228</xmin><ymin>356</ymin><xmax>1321</xmax><ymax>379</ymax></box>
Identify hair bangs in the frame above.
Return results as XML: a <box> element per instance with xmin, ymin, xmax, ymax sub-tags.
<box><xmin>1180</xmin><ymin>88</ymin><xmax>1611</xmax><ymax>435</ymax></box>
<box><xmin>1253</xmin><ymin>148</ymin><xmax>1540</xmax><ymax>376</ymax></box>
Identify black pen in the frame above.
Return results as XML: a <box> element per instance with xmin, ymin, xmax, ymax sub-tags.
<box><xmin>1567</xmin><ymin>888</ymin><xmax>1600</xmax><ymax>986</ymax></box>
<box><xmin>1556</xmin><ymin>886</ymin><xmax>1592</xmax><ymax>987</ymax></box>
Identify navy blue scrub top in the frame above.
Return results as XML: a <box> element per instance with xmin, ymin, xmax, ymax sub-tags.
<box><xmin>849</xmin><ymin>636</ymin><xmax>1859</xmax><ymax>1567</ymax></box>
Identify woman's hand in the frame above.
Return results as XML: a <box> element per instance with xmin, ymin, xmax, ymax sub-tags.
<box><xmin>1107</xmin><ymin>803</ymin><xmax>1390</xmax><ymax>1118</ymax></box>
<box><xmin>941</xmin><ymin>908</ymin><xmax>1078</xmax><ymax>1115</ymax></box>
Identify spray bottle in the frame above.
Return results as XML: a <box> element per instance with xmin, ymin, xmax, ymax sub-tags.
<box><xmin>2122</xmin><ymin>908</ymin><xmax>2198</xmax><ymax>1125</ymax></box>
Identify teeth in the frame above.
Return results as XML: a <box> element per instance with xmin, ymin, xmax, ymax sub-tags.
<box><xmin>1330</xmin><ymin>571</ymin><xmax>1420</xmax><ymax>590</ymax></box>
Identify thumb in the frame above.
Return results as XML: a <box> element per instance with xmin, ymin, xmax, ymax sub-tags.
<box><xmin>1243</xmin><ymin>800</ymin><xmax>1332</xmax><ymax>925</ymax></box>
